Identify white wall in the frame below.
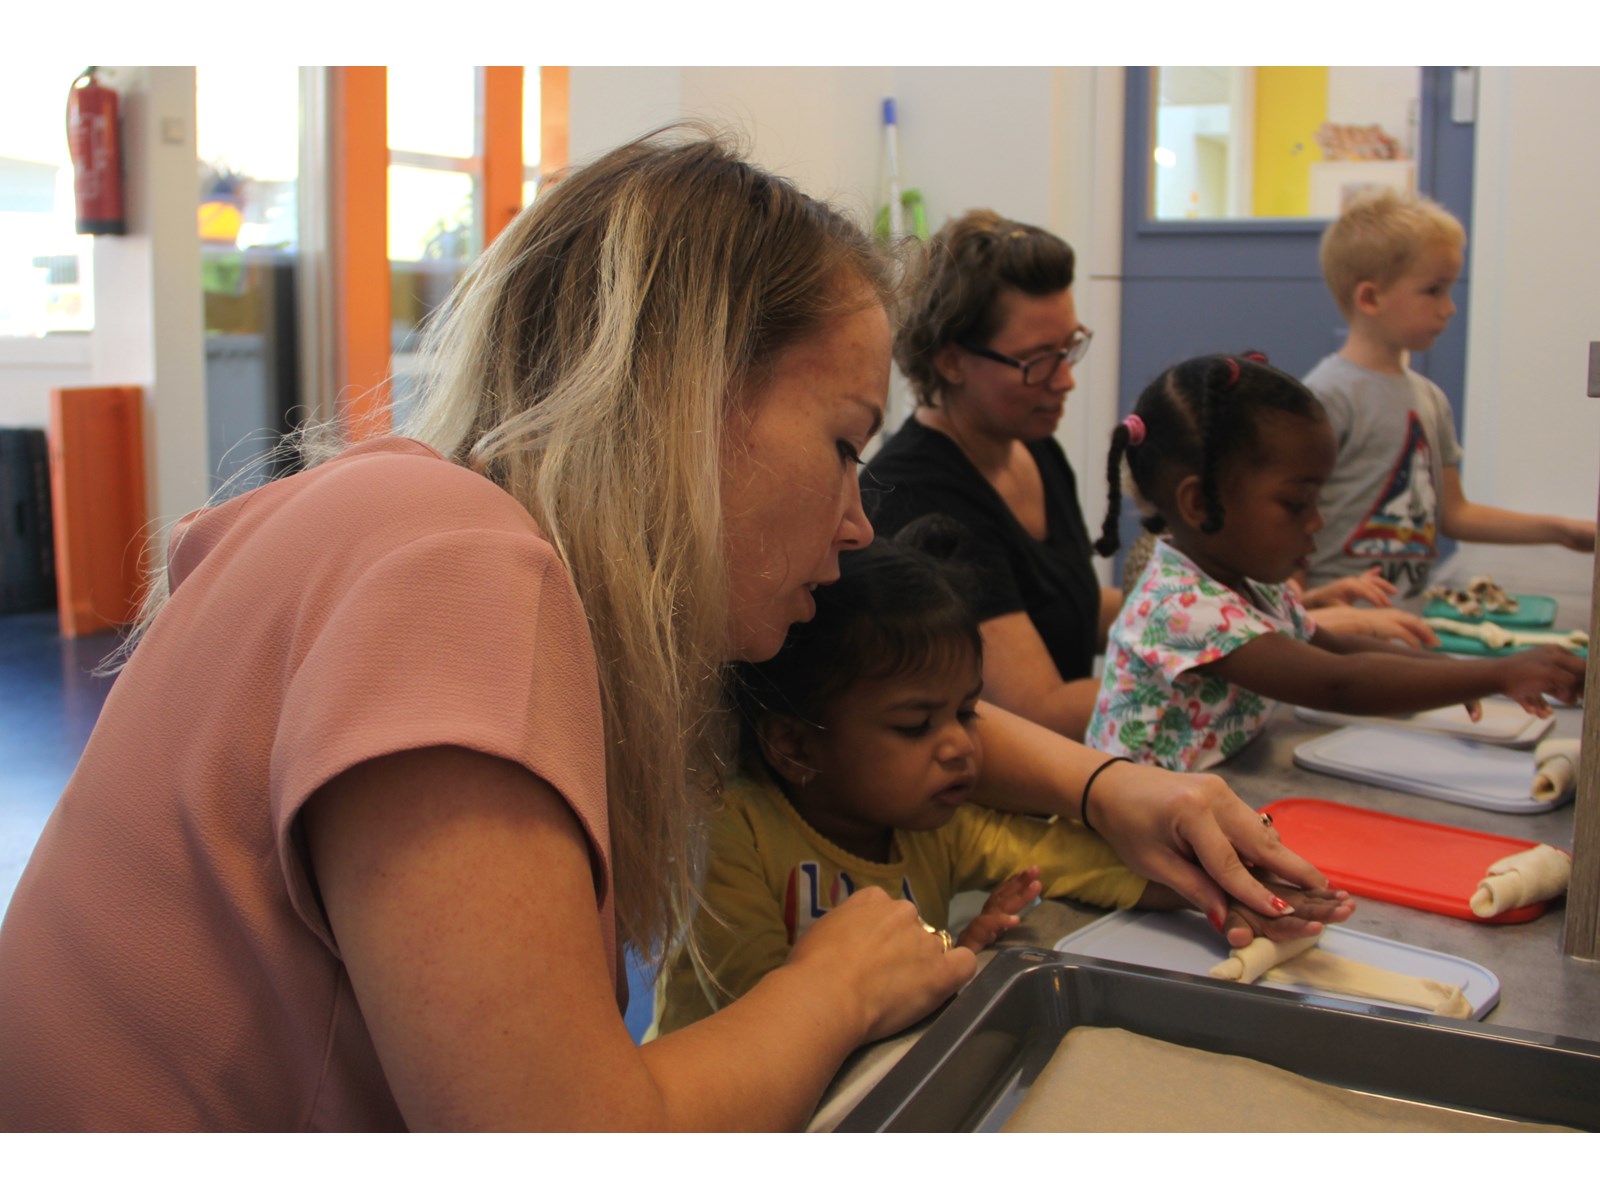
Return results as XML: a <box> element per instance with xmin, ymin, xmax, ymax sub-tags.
<box><xmin>0</xmin><ymin>340</ymin><xmax>92</xmax><ymax>428</ymax></box>
<box><xmin>92</xmin><ymin>67</ymin><xmax>210</xmax><ymax>528</ymax></box>
<box><xmin>1462</xmin><ymin>68</ymin><xmax>1600</xmax><ymax>535</ymax></box>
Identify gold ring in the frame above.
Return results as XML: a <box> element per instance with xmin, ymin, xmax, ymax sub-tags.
<box><xmin>921</xmin><ymin>919</ymin><xmax>954</xmax><ymax>952</ymax></box>
<box><xmin>1260</xmin><ymin>811</ymin><xmax>1274</xmax><ymax>828</ymax></box>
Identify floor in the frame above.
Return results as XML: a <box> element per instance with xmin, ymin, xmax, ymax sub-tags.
<box><xmin>0</xmin><ymin>608</ymin><xmax>659</xmax><ymax>1042</ymax></box>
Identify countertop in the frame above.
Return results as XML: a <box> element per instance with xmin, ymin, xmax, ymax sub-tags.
<box><xmin>809</xmin><ymin>547</ymin><xmax>1600</xmax><ymax>1131</ymax></box>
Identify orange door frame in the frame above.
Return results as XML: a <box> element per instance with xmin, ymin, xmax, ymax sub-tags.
<box><xmin>329</xmin><ymin>66</ymin><xmax>391</xmax><ymax>440</ymax></box>
<box><xmin>328</xmin><ymin>66</ymin><xmax>569</xmax><ymax>438</ymax></box>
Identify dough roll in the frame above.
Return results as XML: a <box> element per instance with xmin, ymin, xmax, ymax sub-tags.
<box><xmin>1470</xmin><ymin>844</ymin><xmax>1573</xmax><ymax>918</ymax></box>
<box><xmin>1210</xmin><ymin>937</ymin><xmax>1474</xmax><ymax>1018</ymax></box>
<box><xmin>1208</xmin><ymin>934</ymin><xmax>1321</xmax><ymax>983</ymax></box>
<box><xmin>1532</xmin><ymin>738</ymin><xmax>1580</xmax><ymax>803</ymax></box>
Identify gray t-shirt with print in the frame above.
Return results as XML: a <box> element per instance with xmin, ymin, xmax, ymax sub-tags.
<box><xmin>1302</xmin><ymin>353</ymin><xmax>1463</xmax><ymax>597</ymax></box>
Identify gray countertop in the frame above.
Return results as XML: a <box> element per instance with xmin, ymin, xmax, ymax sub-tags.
<box><xmin>809</xmin><ymin>547</ymin><xmax>1600</xmax><ymax>1131</ymax></box>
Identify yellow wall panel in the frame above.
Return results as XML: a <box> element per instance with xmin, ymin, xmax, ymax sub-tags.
<box><xmin>1253</xmin><ymin>67</ymin><xmax>1327</xmax><ymax>217</ymax></box>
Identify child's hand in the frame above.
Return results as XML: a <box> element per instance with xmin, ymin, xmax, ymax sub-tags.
<box><xmin>1496</xmin><ymin>646</ymin><xmax>1586</xmax><ymax>715</ymax></box>
<box><xmin>1302</xmin><ymin>568</ymin><xmax>1397</xmax><ymax>610</ymax></box>
<box><xmin>1312</xmin><ymin>604</ymin><xmax>1439</xmax><ymax>648</ymax></box>
<box><xmin>1220</xmin><ymin>879</ymin><xmax>1355</xmax><ymax>949</ymax></box>
<box><xmin>956</xmin><ymin>866</ymin><xmax>1043</xmax><ymax>953</ymax></box>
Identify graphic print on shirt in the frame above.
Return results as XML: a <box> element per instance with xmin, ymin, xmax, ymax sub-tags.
<box><xmin>1343</xmin><ymin>411</ymin><xmax>1436</xmax><ymax>563</ymax></box>
<box><xmin>781</xmin><ymin>862</ymin><xmax>918</xmax><ymax>944</ymax></box>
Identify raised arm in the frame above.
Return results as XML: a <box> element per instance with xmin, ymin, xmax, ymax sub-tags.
<box><xmin>968</xmin><ymin>701</ymin><xmax>1331</xmax><ymax>937</ymax></box>
<box><xmin>305</xmin><ymin>746</ymin><xmax>972</xmax><ymax>1131</ymax></box>
<box><xmin>1439</xmin><ymin>464</ymin><xmax>1596</xmax><ymax>550</ymax></box>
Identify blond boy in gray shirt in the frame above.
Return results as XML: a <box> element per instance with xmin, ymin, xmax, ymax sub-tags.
<box><xmin>1302</xmin><ymin>189</ymin><xmax>1593</xmax><ymax>597</ymax></box>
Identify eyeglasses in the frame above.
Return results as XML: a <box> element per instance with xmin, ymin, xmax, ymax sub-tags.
<box><xmin>960</xmin><ymin>328</ymin><xmax>1094</xmax><ymax>386</ymax></box>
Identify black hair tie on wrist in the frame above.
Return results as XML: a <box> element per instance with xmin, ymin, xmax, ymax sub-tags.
<box><xmin>1080</xmin><ymin>756</ymin><xmax>1133</xmax><ymax>835</ymax></box>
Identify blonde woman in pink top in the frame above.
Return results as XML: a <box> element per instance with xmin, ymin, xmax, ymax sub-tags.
<box><xmin>0</xmin><ymin>129</ymin><xmax>1330</xmax><ymax>1131</ymax></box>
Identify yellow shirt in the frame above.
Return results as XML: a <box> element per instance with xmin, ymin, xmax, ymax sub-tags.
<box><xmin>650</xmin><ymin>766</ymin><xmax>1147</xmax><ymax>1037</ymax></box>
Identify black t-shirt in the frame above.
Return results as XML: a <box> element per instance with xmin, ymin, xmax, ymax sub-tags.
<box><xmin>863</xmin><ymin>418</ymin><xmax>1102</xmax><ymax>683</ymax></box>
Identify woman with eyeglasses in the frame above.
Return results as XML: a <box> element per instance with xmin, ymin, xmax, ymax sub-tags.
<box><xmin>866</xmin><ymin>210</ymin><xmax>1113</xmax><ymax>741</ymax></box>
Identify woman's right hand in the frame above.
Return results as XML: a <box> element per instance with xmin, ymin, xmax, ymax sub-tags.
<box><xmin>783</xmin><ymin>888</ymin><xmax>975</xmax><ymax>1045</ymax></box>
<box><xmin>1496</xmin><ymin>645</ymin><xmax>1586</xmax><ymax>714</ymax></box>
<box><xmin>1090</xmin><ymin>761</ymin><xmax>1333</xmax><ymax>942</ymax></box>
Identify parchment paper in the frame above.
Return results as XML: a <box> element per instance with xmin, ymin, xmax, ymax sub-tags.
<box><xmin>1001</xmin><ymin>1026</ymin><xmax>1573</xmax><ymax>1132</ymax></box>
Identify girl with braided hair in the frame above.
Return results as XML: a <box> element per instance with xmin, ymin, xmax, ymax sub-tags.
<box><xmin>1084</xmin><ymin>353</ymin><xmax>1584</xmax><ymax>772</ymax></box>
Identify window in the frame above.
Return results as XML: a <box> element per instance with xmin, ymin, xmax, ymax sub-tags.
<box><xmin>195</xmin><ymin>65</ymin><xmax>303</xmax><ymax>491</ymax></box>
<box><xmin>0</xmin><ymin>62</ymin><xmax>95</xmax><ymax>339</ymax></box>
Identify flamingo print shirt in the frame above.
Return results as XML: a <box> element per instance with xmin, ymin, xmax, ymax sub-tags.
<box><xmin>1086</xmin><ymin>539</ymin><xmax>1316</xmax><ymax>771</ymax></box>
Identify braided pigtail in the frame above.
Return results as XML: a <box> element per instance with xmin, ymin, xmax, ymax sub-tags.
<box><xmin>1195</xmin><ymin>355</ymin><xmax>1240</xmax><ymax>534</ymax></box>
<box><xmin>1094</xmin><ymin>421</ymin><xmax>1132</xmax><ymax>557</ymax></box>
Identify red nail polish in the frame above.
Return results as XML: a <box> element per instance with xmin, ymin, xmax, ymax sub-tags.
<box><xmin>1207</xmin><ymin>910</ymin><xmax>1225</xmax><ymax>933</ymax></box>
<box><xmin>1271</xmin><ymin>896</ymin><xmax>1295</xmax><ymax>914</ymax></box>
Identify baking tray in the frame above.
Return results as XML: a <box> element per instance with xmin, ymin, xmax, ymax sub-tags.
<box><xmin>1293</xmin><ymin>724</ymin><xmax>1569</xmax><ymax>813</ymax></box>
<box><xmin>1424</xmin><ymin>592</ymin><xmax>1557</xmax><ymax>628</ymax></box>
<box><xmin>1260</xmin><ymin>797</ymin><xmax>1548</xmax><ymax>923</ymax></box>
<box><xmin>834</xmin><ymin>947</ymin><xmax>1600</xmax><ymax>1132</ymax></box>
<box><xmin>1052</xmin><ymin>908</ymin><xmax>1498</xmax><ymax>1017</ymax></box>
<box><xmin>1293</xmin><ymin>699</ymin><xmax>1554</xmax><ymax>746</ymax></box>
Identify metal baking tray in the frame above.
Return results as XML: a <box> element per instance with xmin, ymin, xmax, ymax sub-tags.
<box><xmin>834</xmin><ymin>947</ymin><xmax>1600</xmax><ymax>1132</ymax></box>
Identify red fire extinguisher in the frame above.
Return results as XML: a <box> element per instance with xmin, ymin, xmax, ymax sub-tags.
<box><xmin>67</xmin><ymin>67</ymin><xmax>126</xmax><ymax>236</ymax></box>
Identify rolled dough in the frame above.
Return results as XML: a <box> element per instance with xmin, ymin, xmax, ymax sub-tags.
<box><xmin>1424</xmin><ymin>616</ymin><xmax>1587</xmax><ymax>652</ymax></box>
<box><xmin>1208</xmin><ymin>934</ymin><xmax>1320</xmax><ymax>983</ymax></box>
<box><xmin>1533</xmin><ymin>737</ymin><xmax>1580</xmax><ymax>803</ymax></box>
<box><xmin>1210</xmin><ymin>935</ymin><xmax>1472</xmax><ymax>1017</ymax></box>
<box><xmin>1470</xmin><ymin>843</ymin><xmax>1573</xmax><ymax>918</ymax></box>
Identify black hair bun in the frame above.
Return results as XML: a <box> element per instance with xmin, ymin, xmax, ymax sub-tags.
<box><xmin>893</xmin><ymin>512</ymin><xmax>973</xmax><ymax>559</ymax></box>
<box><xmin>890</xmin><ymin>513</ymin><xmax>983</xmax><ymax>611</ymax></box>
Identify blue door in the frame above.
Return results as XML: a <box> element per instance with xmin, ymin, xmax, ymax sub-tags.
<box><xmin>1112</xmin><ymin>66</ymin><xmax>1477</xmax><ymax>559</ymax></box>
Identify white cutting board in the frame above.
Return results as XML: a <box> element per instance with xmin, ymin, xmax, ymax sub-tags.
<box><xmin>1293</xmin><ymin>699</ymin><xmax>1554</xmax><ymax>747</ymax></box>
<box><xmin>1292</xmin><ymin>724</ymin><xmax>1567</xmax><ymax>814</ymax></box>
<box><xmin>1054</xmin><ymin>908</ymin><xmax>1498</xmax><ymax>1019</ymax></box>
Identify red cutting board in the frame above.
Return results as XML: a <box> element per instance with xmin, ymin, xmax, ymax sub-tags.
<box><xmin>1261</xmin><ymin>797</ymin><xmax>1548</xmax><ymax>924</ymax></box>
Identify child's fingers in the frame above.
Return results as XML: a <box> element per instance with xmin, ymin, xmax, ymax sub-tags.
<box><xmin>1222</xmin><ymin>906</ymin><xmax>1324</xmax><ymax>948</ymax></box>
<box><xmin>1515</xmin><ymin>693</ymin><xmax>1554</xmax><ymax>718</ymax></box>
<box><xmin>1354</xmin><ymin>579</ymin><xmax>1394</xmax><ymax>606</ymax></box>
<box><xmin>957</xmin><ymin>911</ymin><xmax>1021</xmax><ymax>953</ymax></box>
<box><xmin>984</xmin><ymin>876</ymin><xmax>1042</xmax><ymax>915</ymax></box>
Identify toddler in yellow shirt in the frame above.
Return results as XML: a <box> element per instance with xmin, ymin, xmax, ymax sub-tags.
<box><xmin>650</xmin><ymin>517</ymin><xmax>1351</xmax><ymax>1035</ymax></box>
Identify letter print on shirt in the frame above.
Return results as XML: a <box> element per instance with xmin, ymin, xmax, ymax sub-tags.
<box><xmin>781</xmin><ymin>862</ymin><xmax>918</xmax><ymax>945</ymax></box>
<box><xmin>1344</xmin><ymin>412</ymin><xmax>1437</xmax><ymax>562</ymax></box>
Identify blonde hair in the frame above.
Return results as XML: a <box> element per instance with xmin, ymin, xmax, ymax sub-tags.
<box><xmin>119</xmin><ymin>128</ymin><xmax>895</xmax><ymax>965</ymax></box>
<box><xmin>1319</xmin><ymin>188</ymin><xmax>1465</xmax><ymax>318</ymax></box>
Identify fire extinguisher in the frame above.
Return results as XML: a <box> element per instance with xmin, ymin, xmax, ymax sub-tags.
<box><xmin>67</xmin><ymin>67</ymin><xmax>126</xmax><ymax>236</ymax></box>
